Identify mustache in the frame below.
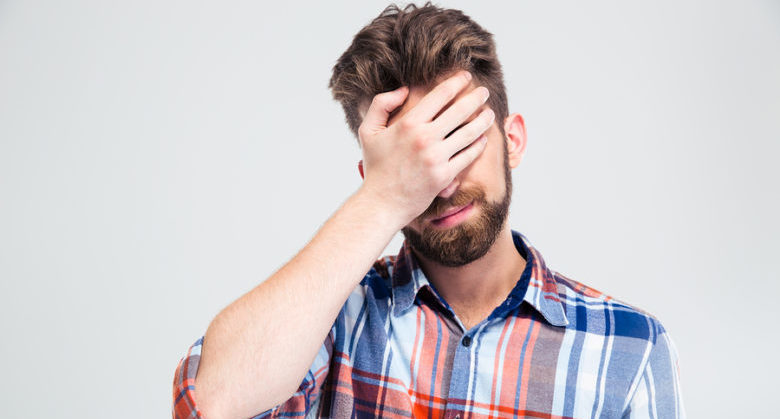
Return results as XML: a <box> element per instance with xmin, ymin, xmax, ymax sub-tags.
<box><xmin>420</xmin><ymin>186</ymin><xmax>486</xmax><ymax>221</ymax></box>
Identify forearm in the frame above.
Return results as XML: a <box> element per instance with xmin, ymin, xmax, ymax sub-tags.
<box><xmin>194</xmin><ymin>187</ymin><xmax>404</xmax><ymax>419</ymax></box>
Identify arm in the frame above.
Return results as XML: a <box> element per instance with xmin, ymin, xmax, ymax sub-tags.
<box><xmin>193</xmin><ymin>187</ymin><xmax>407</xmax><ymax>419</ymax></box>
<box><xmin>182</xmin><ymin>70</ymin><xmax>495</xmax><ymax>419</ymax></box>
<box><xmin>173</xmin><ymin>332</ymin><xmax>334</xmax><ymax>419</ymax></box>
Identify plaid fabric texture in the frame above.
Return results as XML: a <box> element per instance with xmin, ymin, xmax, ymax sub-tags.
<box><xmin>173</xmin><ymin>230</ymin><xmax>684</xmax><ymax>418</ymax></box>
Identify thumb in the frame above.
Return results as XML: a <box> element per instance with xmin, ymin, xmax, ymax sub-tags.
<box><xmin>361</xmin><ymin>86</ymin><xmax>409</xmax><ymax>132</ymax></box>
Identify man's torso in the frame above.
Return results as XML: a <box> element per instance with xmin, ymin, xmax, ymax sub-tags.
<box><xmin>258</xmin><ymin>231</ymin><xmax>681</xmax><ymax>418</ymax></box>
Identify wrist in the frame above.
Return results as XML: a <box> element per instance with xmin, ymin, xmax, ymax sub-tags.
<box><xmin>351</xmin><ymin>185</ymin><xmax>413</xmax><ymax>233</ymax></box>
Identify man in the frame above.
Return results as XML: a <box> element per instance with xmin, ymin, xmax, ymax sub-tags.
<box><xmin>173</xmin><ymin>3</ymin><xmax>684</xmax><ymax>418</ymax></box>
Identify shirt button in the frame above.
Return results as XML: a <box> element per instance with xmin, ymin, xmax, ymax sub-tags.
<box><xmin>462</xmin><ymin>336</ymin><xmax>472</xmax><ymax>347</ymax></box>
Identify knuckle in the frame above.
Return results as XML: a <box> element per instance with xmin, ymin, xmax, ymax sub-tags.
<box><xmin>370</xmin><ymin>93</ymin><xmax>389</xmax><ymax>108</ymax></box>
<box><xmin>443</xmin><ymin>83</ymin><xmax>460</xmax><ymax>99</ymax></box>
<box><xmin>462</xmin><ymin>141</ymin><xmax>483</xmax><ymax>161</ymax></box>
<box><xmin>468</xmin><ymin>91</ymin><xmax>488</xmax><ymax>111</ymax></box>
<box><xmin>468</xmin><ymin>110</ymin><xmax>494</xmax><ymax>133</ymax></box>
<box><xmin>436</xmin><ymin>80</ymin><xmax>461</xmax><ymax>101</ymax></box>
<box><xmin>421</xmin><ymin>150</ymin><xmax>439</xmax><ymax>167</ymax></box>
<box><xmin>413</xmin><ymin>134</ymin><xmax>429</xmax><ymax>152</ymax></box>
<box><xmin>464</xmin><ymin>121</ymin><xmax>484</xmax><ymax>138</ymax></box>
<box><xmin>398</xmin><ymin>118</ymin><xmax>416</xmax><ymax>131</ymax></box>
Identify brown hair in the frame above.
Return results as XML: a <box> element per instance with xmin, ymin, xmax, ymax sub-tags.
<box><xmin>328</xmin><ymin>2</ymin><xmax>508</xmax><ymax>142</ymax></box>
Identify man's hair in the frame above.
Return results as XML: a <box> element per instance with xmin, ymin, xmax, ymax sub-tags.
<box><xmin>328</xmin><ymin>2</ymin><xmax>508</xmax><ymax>141</ymax></box>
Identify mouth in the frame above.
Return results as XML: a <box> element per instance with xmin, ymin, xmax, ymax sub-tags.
<box><xmin>430</xmin><ymin>201</ymin><xmax>475</xmax><ymax>228</ymax></box>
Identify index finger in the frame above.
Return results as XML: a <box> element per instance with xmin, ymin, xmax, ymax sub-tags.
<box><xmin>405</xmin><ymin>71</ymin><xmax>473</xmax><ymax>123</ymax></box>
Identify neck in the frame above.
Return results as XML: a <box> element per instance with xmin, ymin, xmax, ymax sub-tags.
<box><xmin>411</xmin><ymin>224</ymin><xmax>527</xmax><ymax>329</ymax></box>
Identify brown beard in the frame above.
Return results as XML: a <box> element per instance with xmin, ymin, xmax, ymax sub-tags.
<box><xmin>402</xmin><ymin>151</ymin><xmax>512</xmax><ymax>267</ymax></box>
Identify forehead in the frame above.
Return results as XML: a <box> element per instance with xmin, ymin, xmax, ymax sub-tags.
<box><xmin>358</xmin><ymin>77</ymin><xmax>484</xmax><ymax>126</ymax></box>
<box><xmin>388</xmin><ymin>79</ymin><xmax>482</xmax><ymax>126</ymax></box>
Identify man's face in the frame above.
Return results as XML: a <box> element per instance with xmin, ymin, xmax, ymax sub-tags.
<box><xmin>387</xmin><ymin>80</ymin><xmax>513</xmax><ymax>267</ymax></box>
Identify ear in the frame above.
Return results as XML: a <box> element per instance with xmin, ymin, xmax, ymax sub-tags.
<box><xmin>503</xmin><ymin>113</ymin><xmax>527</xmax><ymax>169</ymax></box>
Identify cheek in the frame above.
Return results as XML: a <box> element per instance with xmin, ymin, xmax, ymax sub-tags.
<box><xmin>474</xmin><ymin>130</ymin><xmax>504</xmax><ymax>173</ymax></box>
<box><xmin>406</xmin><ymin>218</ymin><xmax>424</xmax><ymax>232</ymax></box>
<box><xmin>468</xmin><ymin>132</ymin><xmax>507</xmax><ymax>193</ymax></box>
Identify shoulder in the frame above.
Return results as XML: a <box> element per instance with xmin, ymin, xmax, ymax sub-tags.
<box><xmin>551</xmin><ymin>269</ymin><xmax>667</xmax><ymax>344</ymax></box>
<box><xmin>549</xmin><ymin>270</ymin><xmax>684</xmax><ymax>415</ymax></box>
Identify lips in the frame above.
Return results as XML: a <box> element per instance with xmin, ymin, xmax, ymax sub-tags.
<box><xmin>431</xmin><ymin>201</ymin><xmax>473</xmax><ymax>223</ymax></box>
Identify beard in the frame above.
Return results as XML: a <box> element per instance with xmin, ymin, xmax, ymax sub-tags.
<box><xmin>401</xmin><ymin>152</ymin><xmax>512</xmax><ymax>267</ymax></box>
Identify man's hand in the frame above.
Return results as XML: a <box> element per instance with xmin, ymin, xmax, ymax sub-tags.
<box><xmin>357</xmin><ymin>70</ymin><xmax>495</xmax><ymax>227</ymax></box>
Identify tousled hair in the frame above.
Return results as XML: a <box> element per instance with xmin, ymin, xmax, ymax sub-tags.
<box><xmin>328</xmin><ymin>2</ymin><xmax>509</xmax><ymax>142</ymax></box>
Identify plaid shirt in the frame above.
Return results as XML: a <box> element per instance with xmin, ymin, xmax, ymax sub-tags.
<box><xmin>173</xmin><ymin>230</ymin><xmax>684</xmax><ymax>418</ymax></box>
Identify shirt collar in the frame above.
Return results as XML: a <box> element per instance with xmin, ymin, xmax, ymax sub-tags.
<box><xmin>390</xmin><ymin>230</ymin><xmax>569</xmax><ymax>327</ymax></box>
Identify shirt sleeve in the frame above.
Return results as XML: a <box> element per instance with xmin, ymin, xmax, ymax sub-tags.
<box><xmin>172</xmin><ymin>331</ymin><xmax>334</xmax><ymax>419</ymax></box>
<box><xmin>622</xmin><ymin>329</ymin><xmax>686</xmax><ymax>419</ymax></box>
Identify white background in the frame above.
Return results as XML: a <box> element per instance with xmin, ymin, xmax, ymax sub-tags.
<box><xmin>1</xmin><ymin>1</ymin><xmax>778</xmax><ymax>417</ymax></box>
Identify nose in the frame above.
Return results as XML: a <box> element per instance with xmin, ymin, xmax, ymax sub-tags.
<box><xmin>438</xmin><ymin>179</ymin><xmax>459</xmax><ymax>199</ymax></box>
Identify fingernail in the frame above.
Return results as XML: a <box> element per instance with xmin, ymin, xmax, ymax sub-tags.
<box><xmin>464</xmin><ymin>71</ymin><xmax>472</xmax><ymax>81</ymax></box>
